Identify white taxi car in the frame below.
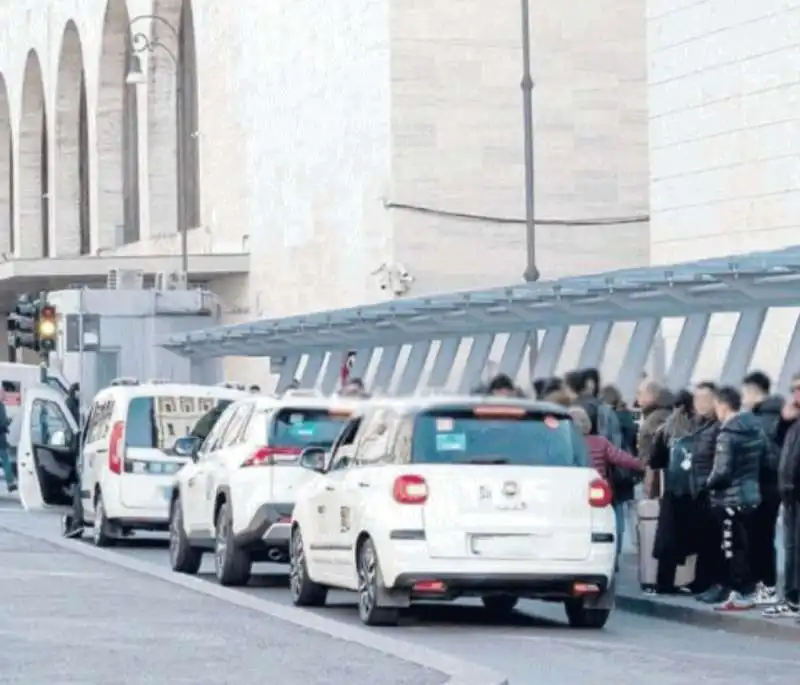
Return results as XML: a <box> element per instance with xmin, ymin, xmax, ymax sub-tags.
<box><xmin>168</xmin><ymin>391</ymin><xmax>360</xmax><ymax>586</ymax></box>
<box><xmin>78</xmin><ymin>380</ymin><xmax>247</xmax><ymax>546</ymax></box>
<box><xmin>288</xmin><ymin>395</ymin><xmax>617</xmax><ymax>628</ymax></box>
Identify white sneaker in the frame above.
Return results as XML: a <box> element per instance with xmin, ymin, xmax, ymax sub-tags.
<box><xmin>754</xmin><ymin>584</ymin><xmax>778</xmax><ymax>606</ymax></box>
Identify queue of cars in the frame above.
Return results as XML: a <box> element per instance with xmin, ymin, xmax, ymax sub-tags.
<box><xmin>15</xmin><ymin>379</ymin><xmax>617</xmax><ymax>629</ymax></box>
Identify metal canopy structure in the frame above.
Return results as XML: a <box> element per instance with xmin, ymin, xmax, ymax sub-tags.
<box><xmin>161</xmin><ymin>245</ymin><xmax>800</xmax><ymax>360</ymax></box>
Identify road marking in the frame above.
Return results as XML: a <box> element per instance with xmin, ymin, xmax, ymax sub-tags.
<box><xmin>497</xmin><ymin>633</ymin><xmax>799</xmax><ymax>666</ymax></box>
<box><xmin>0</xmin><ymin>570</ymin><xmax>109</xmax><ymax>578</ymax></box>
<box><xmin>0</xmin><ymin>522</ymin><xmax>508</xmax><ymax>685</ymax></box>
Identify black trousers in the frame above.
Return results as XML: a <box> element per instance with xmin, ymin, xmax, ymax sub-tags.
<box><xmin>713</xmin><ymin>506</ymin><xmax>752</xmax><ymax>595</ymax></box>
<box><xmin>784</xmin><ymin>501</ymin><xmax>800</xmax><ymax>604</ymax></box>
<box><xmin>70</xmin><ymin>482</ymin><xmax>85</xmax><ymax>530</ymax></box>
<box><xmin>749</xmin><ymin>496</ymin><xmax>780</xmax><ymax>587</ymax></box>
<box><xmin>693</xmin><ymin>498</ymin><xmax>724</xmax><ymax>592</ymax></box>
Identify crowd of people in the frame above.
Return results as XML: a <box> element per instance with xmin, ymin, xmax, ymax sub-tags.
<box><xmin>484</xmin><ymin>366</ymin><xmax>800</xmax><ymax>617</ymax></box>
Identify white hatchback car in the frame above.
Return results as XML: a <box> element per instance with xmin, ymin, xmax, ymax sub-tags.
<box><xmin>168</xmin><ymin>392</ymin><xmax>360</xmax><ymax>586</ymax></box>
<box><xmin>288</xmin><ymin>395</ymin><xmax>617</xmax><ymax>628</ymax></box>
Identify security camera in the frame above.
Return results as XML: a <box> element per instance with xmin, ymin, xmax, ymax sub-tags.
<box><xmin>371</xmin><ymin>262</ymin><xmax>415</xmax><ymax>297</ymax></box>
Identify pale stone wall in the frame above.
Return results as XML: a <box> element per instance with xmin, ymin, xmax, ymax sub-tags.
<box><xmin>648</xmin><ymin>0</ymin><xmax>800</xmax><ymax>383</ymax></box>
<box><xmin>0</xmin><ymin>0</ymin><xmax>651</xmax><ymax>388</ymax></box>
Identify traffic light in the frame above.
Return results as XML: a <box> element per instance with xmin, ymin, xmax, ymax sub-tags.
<box><xmin>7</xmin><ymin>294</ymin><xmax>38</xmax><ymax>350</ymax></box>
<box><xmin>6</xmin><ymin>294</ymin><xmax>57</xmax><ymax>354</ymax></box>
<box><xmin>36</xmin><ymin>304</ymin><xmax>57</xmax><ymax>352</ymax></box>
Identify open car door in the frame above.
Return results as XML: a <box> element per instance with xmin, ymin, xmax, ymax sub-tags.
<box><xmin>16</xmin><ymin>384</ymin><xmax>79</xmax><ymax>511</ymax></box>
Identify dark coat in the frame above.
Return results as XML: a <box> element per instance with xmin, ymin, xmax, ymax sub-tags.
<box><xmin>778</xmin><ymin>418</ymin><xmax>800</xmax><ymax>502</ymax></box>
<box><xmin>751</xmin><ymin>395</ymin><xmax>784</xmax><ymax>501</ymax></box>
<box><xmin>0</xmin><ymin>402</ymin><xmax>8</xmax><ymax>449</ymax></box>
<box><xmin>637</xmin><ymin>390</ymin><xmax>674</xmax><ymax>468</ymax></box>
<box><xmin>616</xmin><ymin>408</ymin><xmax>639</xmax><ymax>456</ymax></box>
<box><xmin>651</xmin><ymin>410</ymin><xmax>700</xmax><ymax>564</ymax></box>
<box><xmin>706</xmin><ymin>412</ymin><xmax>764</xmax><ymax>509</ymax></box>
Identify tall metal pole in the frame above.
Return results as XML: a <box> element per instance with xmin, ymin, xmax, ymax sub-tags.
<box><xmin>520</xmin><ymin>0</ymin><xmax>539</xmax><ymax>282</ymax></box>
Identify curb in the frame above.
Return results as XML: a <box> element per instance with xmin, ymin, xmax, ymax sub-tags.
<box><xmin>616</xmin><ymin>591</ymin><xmax>800</xmax><ymax>641</ymax></box>
<box><xmin>0</xmin><ymin>519</ymin><xmax>509</xmax><ymax>685</ymax></box>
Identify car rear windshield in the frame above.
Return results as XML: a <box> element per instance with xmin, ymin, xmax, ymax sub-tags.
<box><xmin>411</xmin><ymin>408</ymin><xmax>588</xmax><ymax>467</ymax></box>
<box><xmin>270</xmin><ymin>408</ymin><xmax>348</xmax><ymax>449</ymax></box>
<box><xmin>126</xmin><ymin>396</ymin><xmax>234</xmax><ymax>450</ymax></box>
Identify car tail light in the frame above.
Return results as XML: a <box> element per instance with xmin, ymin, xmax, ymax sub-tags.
<box><xmin>108</xmin><ymin>421</ymin><xmax>125</xmax><ymax>475</ymax></box>
<box><xmin>241</xmin><ymin>446</ymin><xmax>302</xmax><ymax>467</ymax></box>
<box><xmin>588</xmin><ymin>478</ymin><xmax>612</xmax><ymax>508</ymax></box>
<box><xmin>393</xmin><ymin>474</ymin><xmax>428</xmax><ymax>504</ymax></box>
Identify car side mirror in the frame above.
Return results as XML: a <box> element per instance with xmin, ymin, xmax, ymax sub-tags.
<box><xmin>299</xmin><ymin>446</ymin><xmax>326</xmax><ymax>473</ymax></box>
<box><xmin>174</xmin><ymin>436</ymin><xmax>201</xmax><ymax>460</ymax></box>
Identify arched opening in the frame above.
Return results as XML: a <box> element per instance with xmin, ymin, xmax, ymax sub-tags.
<box><xmin>55</xmin><ymin>20</ymin><xmax>88</xmax><ymax>255</ymax></box>
<box><xmin>122</xmin><ymin>43</ymin><xmax>140</xmax><ymax>244</ymax></box>
<box><xmin>149</xmin><ymin>0</ymin><xmax>200</xmax><ymax>238</ymax></box>
<box><xmin>178</xmin><ymin>0</ymin><xmax>200</xmax><ymax>232</ymax></box>
<box><xmin>0</xmin><ymin>76</ymin><xmax>11</xmax><ymax>255</ymax></box>
<box><xmin>19</xmin><ymin>49</ymin><xmax>47</xmax><ymax>258</ymax></box>
<box><xmin>78</xmin><ymin>75</ymin><xmax>90</xmax><ymax>253</ymax></box>
<box><xmin>97</xmin><ymin>0</ymin><xmax>136</xmax><ymax>250</ymax></box>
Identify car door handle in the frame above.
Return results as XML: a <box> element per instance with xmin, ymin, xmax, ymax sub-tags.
<box><xmin>357</xmin><ymin>481</ymin><xmax>370</xmax><ymax>488</ymax></box>
<box><xmin>187</xmin><ymin>476</ymin><xmax>196</xmax><ymax>486</ymax></box>
<box><xmin>95</xmin><ymin>448</ymin><xmax>108</xmax><ymax>454</ymax></box>
<box><xmin>325</xmin><ymin>485</ymin><xmax>335</xmax><ymax>491</ymax></box>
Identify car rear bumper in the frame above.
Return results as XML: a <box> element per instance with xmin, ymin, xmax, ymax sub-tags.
<box><xmin>378</xmin><ymin>536</ymin><xmax>615</xmax><ymax>595</ymax></box>
<box><xmin>393</xmin><ymin>571</ymin><xmax>611</xmax><ymax>598</ymax></box>
<box><xmin>232</xmin><ymin>502</ymin><xmax>293</xmax><ymax>548</ymax></box>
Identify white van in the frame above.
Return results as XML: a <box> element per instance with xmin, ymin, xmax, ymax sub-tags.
<box><xmin>76</xmin><ymin>382</ymin><xmax>247</xmax><ymax>545</ymax></box>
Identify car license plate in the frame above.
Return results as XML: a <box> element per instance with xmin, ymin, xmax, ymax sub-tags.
<box><xmin>470</xmin><ymin>535</ymin><xmax>535</xmax><ymax>559</ymax></box>
<box><xmin>161</xmin><ymin>486</ymin><xmax>173</xmax><ymax>500</ymax></box>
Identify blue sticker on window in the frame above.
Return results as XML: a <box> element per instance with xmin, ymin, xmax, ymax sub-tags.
<box><xmin>436</xmin><ymin>433</ymin><xmax>466</xmax><ymax>451</ymax></box>
<box><xmin>290</xmin><ymin>424</ymin><xmax>315</xmax><ymax>437</ymax></box>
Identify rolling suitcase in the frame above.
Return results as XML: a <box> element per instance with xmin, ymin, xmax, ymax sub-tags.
<box><xmin>636</xmin><ymin>497</ymin><xmax>696</xmax><ymax>591</ymax></box>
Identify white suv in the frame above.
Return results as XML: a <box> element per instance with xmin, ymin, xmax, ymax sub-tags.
<box><xmin>289</xmin><ymin>396</ymin><xmax>617</xmax><ymax>628</ymax></box>
<box><xmin>168</xmin><ymin>393</ymin><xmax>360</xmax><ymax>586</ymax></box>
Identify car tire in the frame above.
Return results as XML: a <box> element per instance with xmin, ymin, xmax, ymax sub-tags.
<box><xmin>564</xmin><ymin>599</ymin><xmax>611</xmax><ymax>629</ymax></box>
<box><xmin>92</xmin><ymin>494</ymin><xmax>115</xmax><ymax>548</ymax></box>
<box><xmin>356</xmin><ymin>537</ymin><xmax>399</xmax><ymax>627</ymax></box>
<box><xmin>169</xmin><ymin>495</ymin><xmax>203</xmax><ymax>575</ymax></box>
<box><xmin>481</xmin><ymin>594</ymin><xmax>519</xmax><ymax>615</ymax></box>
<box><xmin>289</xmin><ymin>525</ymin><xmax>328</xmax><ymax>607</ymax></box>
<box><xmin>214</xmin><ymin>501</ymin><xmax>252</xmax><ymax>586</ymax></box>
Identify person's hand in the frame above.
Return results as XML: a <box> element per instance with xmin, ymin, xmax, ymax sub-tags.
<box><xmin>781</xmin><ymin>401</ymin><xmax>800</xmax><ymax>421</ymax></box>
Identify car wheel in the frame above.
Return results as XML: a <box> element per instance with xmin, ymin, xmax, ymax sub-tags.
<box><xmin>169</xmin><ymin>496</ymin><xmax>203</xmax><ymax>575</ymax></box>
<box><xmin>289</xmin><ymin>525</ymin><xmax>328</xmax><ymax>607</ymax></box>
<box><xmin>92</xmin><ymin>494</ymin><xmax>115</xmax><ymax>548</ymax></box>
<box><xmin>481</xmin><ymin>594</ymin><xmax>519</xmax><ymax>615</ymax></box>
<box><xmin>564</xmin><ymin>599</ymin><xmax>611</xmax><ymax>629</ymax></box>
<box><xmin>356</xmin><ymin>537</ymin><xmax>399</xmax><ymax>626</ymax></box>
<box><xmin>213</xmin><ymin>501</ymin><xmax>251</xmax><ymax>586</ymax></box>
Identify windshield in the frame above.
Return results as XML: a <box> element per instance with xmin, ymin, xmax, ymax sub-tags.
<box><xmin>271</xmin><ymin>408</ymin><xmax>348</xmax><ymax>449</ymax></box>
<box><xmin>126</xmin><ymin>396</ymin><xmax>234</xmax><ymax>450</ymax></box>
<box><xmin>411</xmin><ymin>409</ymin><xmax>588</xmax><ymax>467</ymax></box>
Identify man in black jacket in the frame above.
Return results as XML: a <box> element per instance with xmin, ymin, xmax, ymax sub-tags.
<box><xmin>764</xmin><ymin>373</ymin><xmax>800</xmax><ymax>618</ymax></box>
<box><xmin>741</xmin><ymin>371</ymin><xmax>783</xmax><ymax>605</ymax></box>
<box><xmin>706</xmin><ymin>386</ymin><xmax>764</xmax><ymax>611</ymax></box>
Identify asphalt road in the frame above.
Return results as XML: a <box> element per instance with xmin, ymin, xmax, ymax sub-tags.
<box><xmin>2</xmin><ymin>505</ymin><xmax>798</xmax><ymax>685</ymax></box>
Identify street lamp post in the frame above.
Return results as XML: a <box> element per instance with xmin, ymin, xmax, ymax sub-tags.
<box><xmin>126</xmin><ymin>14</ymin><xmax>188</xmax><ymax>277</ymax></box>
<box><xmin>520</xmin><ymin>0</ymin><xmax>539</xmax><ymax>283</ymax></box>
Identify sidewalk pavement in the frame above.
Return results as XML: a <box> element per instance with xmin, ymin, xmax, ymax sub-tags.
<box><xmin>614</xmin><ymin>553</ymin><xmax>800</xmax><ymax>641</ymax></box>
